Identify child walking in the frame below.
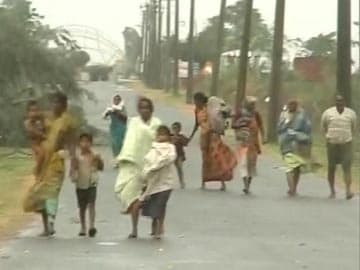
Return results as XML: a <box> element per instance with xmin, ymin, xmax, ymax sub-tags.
<box><xmin>71</xmin><ymin>133</ymin><xmax>104</xmax><ymax>237</ymax></box>
<box><xmin>140</xmin><ymin>125</ymin><xmax>177</xmax><ymax>240</ymax></box>
<box><xmin>171</xmin><ymin>122</ymin><xmax>189</xmax><ymax>189</ymax></box>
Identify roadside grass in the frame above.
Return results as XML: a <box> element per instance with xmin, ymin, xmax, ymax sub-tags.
<box><xmin>0</xmin><ymin>148</ymin><xmax>33</xmax><ymax>240</ymax></box>
<box><xmin>129</xmin><ymin>81</ymin><xmax>359</xmax><ymax>190</ymax></box>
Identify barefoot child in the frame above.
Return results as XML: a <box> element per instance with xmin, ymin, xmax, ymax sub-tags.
<box><xmin>171</xmin><ymin>122</ymin><xmax>189</xmax><ymax>189</ymax></box>
<box><xmin>140</xmin><ymin>125</ymin><xmax>176</xmax><ymax>239</ymax></box>
<box><xmin>71</xmin><ymin>133</ymin><xmax>104</xmax><ymax>237</ymax></box>
<box><xmin>24</xmin><ymin>100</ymin><xmax>47</xmax><ymax>179</ymax></box>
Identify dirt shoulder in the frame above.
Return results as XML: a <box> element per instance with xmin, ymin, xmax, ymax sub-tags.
<box><xmin>0</xmin><ymin>150</ymin><xmax>34</xmax><ymax>242</ymax></box>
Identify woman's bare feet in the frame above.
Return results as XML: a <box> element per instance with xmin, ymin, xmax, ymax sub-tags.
<box><xmin>39</xmin><ymin>231</ymin><xmax>50</xmax><ymax>237</ymax></box>
<box><xmin>153</xmin><ymin>234</ymin><xmax>162</xmax><ymax>240</ymax></box>
<box><xmin>201</xmin><ymin>182</ymin><xmax>206</xmax><ymax>190</ymax></box>
<box><xmin>346</xmin><ymin>192</ymin><xmax>354</xmax><ymax>200</ymax></box>
<box><xmin>220</xmin><ymin>182</ymin><xmax>226</xmax><ymax>191</ymax></box>
<box><xmin>128</xmin><ymin>233</ymin><xmax>137</xmax><ymax>239</ymax></box>
<box><xmin>48</xmin><ymin>222</ymin><xmax>55</xmax><ymax>236</ymax></box>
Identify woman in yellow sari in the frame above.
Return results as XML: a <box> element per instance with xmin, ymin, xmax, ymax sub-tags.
<box><xmin>23</xmin><ymin>92</ymin><xmax>77</xmax><ymax>236</ymax></box>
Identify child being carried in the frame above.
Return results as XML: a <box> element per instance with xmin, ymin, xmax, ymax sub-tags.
<box><xmin>24</xmin><ymin>100</ymin><xmax>47</xmax><ymax>180</ymax></box>
<box><xmin>140</xmin><ymin>125</ymin><xmax>177</xmax><ymax>240</ymax></box>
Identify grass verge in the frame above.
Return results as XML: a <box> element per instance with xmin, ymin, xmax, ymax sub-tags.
<box><xmin>0</xmin><ymin>148</ymin><xmax>33</xmax><ymax>241</ymax></box>
<box><xmin>129</xmin><ymin>81</ymin><xmax>359</xmax><ymax>190</ymax></box>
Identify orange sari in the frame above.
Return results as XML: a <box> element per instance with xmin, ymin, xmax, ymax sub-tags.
<box><xmin>196</xmin><ymin>107</ymin><xmax>237</xmax><ymax>182</ymax></box>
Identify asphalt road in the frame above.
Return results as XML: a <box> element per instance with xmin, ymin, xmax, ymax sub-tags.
<box><xmin>0</xmin><ymin>82</ymin><xmax>359</xmax><ymax>270</ymax></box>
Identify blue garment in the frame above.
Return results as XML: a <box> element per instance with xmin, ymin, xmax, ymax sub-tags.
<box><xmin>277</xmin><ymin>109</ymin><xmax>312</xmax><ymax>155</ymax></box>
<box><xmin>110</xmin><ymin>113</ymin><xmax>127</xmax><ymax>157</ymax></box>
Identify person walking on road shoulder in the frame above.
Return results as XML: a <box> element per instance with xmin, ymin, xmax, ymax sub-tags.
<box><xmin>321</xmin><ymin>95</ymin><xmax>357</xmax><ymax>200</ymax></box>
<box><xmin>232</xmin><ymin>96</ymin><xmax>265</xmax><ymax>194</ymax></box>
<box><xmin>277</xmin><ymin>100</ymin><xmax>312</xmax><ymax>197</ymax></box>
<box><xmin>114</xmin><ymin>97</ymin><xmax>161</xmax><ymax>238</ymax></box>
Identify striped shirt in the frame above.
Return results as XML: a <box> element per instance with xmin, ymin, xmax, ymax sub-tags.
<box><xmin>321</xmin><ymin>107</ymin><xmax>357</xmax><ymax>144</ymax></box>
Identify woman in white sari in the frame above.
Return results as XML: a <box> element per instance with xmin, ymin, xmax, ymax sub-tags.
<box><xmin>114</xmin><ymin>97</ymin><xmax>161</xmax><ymax>238</ymax></box>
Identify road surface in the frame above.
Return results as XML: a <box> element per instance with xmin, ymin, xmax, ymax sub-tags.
<box><xmin>0</xmin><ymin>82</ymin><xmax>358</xmax><ymax>270</ymax></box>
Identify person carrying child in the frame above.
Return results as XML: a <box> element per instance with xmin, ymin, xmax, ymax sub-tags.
<box><xmin>103</xmin><ymin>94</ymin><xmax>127</xmax><ymax>161</ymax></box>
<box><xmin>71</xmin><ymin>133</ymin><xmax>104</xmax><ymax>237</ymax></box>
<box><xmin>171</xmin><ymin>122</ymin><xmax>189</xmax><ymax>189</ymax></box>
<box><xmin>140</xmin><ymin>125</ymin><xmax>177</xmax><ymax>240</ymax></box>
<box><xmin>24</xmin><ymin>100</ymin><xmax>48</xmax><ymax>180</ymax></box>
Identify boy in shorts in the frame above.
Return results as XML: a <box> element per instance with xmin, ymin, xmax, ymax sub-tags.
<box><xmin>71</xmin><ymin>133</ymin><xmax>104</xmax><ymax>237</ymax></box>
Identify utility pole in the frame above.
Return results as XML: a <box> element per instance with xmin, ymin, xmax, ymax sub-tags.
<box><xmin>337</xmin><ymin>0</ymin><xmax>352</xmax><ymax>106</ymax></box>
<box><xmin>141</xmin><ymin>8</ymin><xmax>146</xmax><ymax>80</ymax></box>
<box><xmin>267</xmin><ymin>0</ymin><xmax>286</xmax><ymax>142</ymax></box>
<box><xmin>143</xmin><ymin>4</ymin><xmax>150</xmax><ymax>84</ymax></box>
<box><xmin>173</xmin><ymin>0</ymin><xmax>179</xmax><ymax>94</ymax></box>
<box><xmin>235</xmin><ymin>0</ymin><xmax>253</xmax><ymax>108</ymax></box>
<box><xmin>186</xmin><ymin>0</ymin><xmax>195</xmax><ymax>104</ymax></box>
<box><xmin>157</xmin><ymin>0</ymin><xmax>163</xmax><ymax>88</ymax></box>
<box><xmin>165</xmin><ymin>0</ymin><xmax>171</xmax><ymax>92</ymax></box>
<box><xmin>148</xmin><ymin>0</ymin><xmax>158</xmax><ymax>87</ymax></box>
<box><xmin>210</xmin><ymin>0</ymin><xmax>227</xmax><ymax>97</ymax></box>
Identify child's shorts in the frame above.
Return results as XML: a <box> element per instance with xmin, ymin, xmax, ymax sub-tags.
<box><xmin>142</xmin><ymin>190</ymin><xmax>172</xmax><ymax>219</ymax></box>
<box><xmin>76</xmin><ymin>187</ymin><xmax>97</xmax><ymax>209</ymax></box>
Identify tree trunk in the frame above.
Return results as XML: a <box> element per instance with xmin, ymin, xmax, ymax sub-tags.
<box><xmin>157</xmin><ymin>0</ymin><xmax>163</xmax><ymax>89</ymax></box>
<box><xmin>267</xmin><ymin>0</ymin><xmax>286</xmax><ymax>142</ymax></box>
<box><xmin>236</xmin><ymin>0</ymin><xmax>253</xmax><ymax>108</ymax></box>
<box><xmin>186</xmin><ymin>0</ymin><xmax>195</xmax><ymax>104</ymax></box>
<box><xmin>337</xmin><ymin>0</ymin><xmax>352</xmax><ymax>107</ymax></box>
<box><xmin>173</xmin><ymin>0</ymin><xmax>180</xmax><ymax>95</ymax></box>
<box><xmin>165</xmin><ymin>0</ymin><xmax>171</xmax><ymax>92</ymax></box>
<box><xmin>210</xmin><ymin>0</ymin><xmax>227</xmax><ymax>97</ymax></box>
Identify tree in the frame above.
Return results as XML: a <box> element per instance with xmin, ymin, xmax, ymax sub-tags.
<box><xmin>190</xmin><ymin>0</ymin><xmax>272</xmax><ymax>67</ymax></box>
<box><xmin>123</xmin><ymin>27</ymin><xmax>141</xmax><ymax>78</ymax></box>
<box><xmin>302</xmin><ymin>32</ymin><xmax>337</xmax><ymax>57</ymax></box>
<box><xmin>0</xmin><ymin>0</ymin><xmax>89</xmax><ymax>145</ymax></box>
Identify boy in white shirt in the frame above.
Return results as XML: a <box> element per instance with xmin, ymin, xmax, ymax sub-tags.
<box><xmin>140</xmin><ymin>125</ymin><xmax>176</xmax><ymax>240</ymax></box>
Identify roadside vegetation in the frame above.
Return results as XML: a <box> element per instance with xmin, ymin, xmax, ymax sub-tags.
<box><xmin>0</xmin><ymin>0</ymin><xmax>87</xmax><ymax>234</ymax></box>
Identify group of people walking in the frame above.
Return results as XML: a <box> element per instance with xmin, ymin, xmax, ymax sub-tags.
<box><xmin>22</xmin><ymin>90</ymin><xmax>357</xmax><ymax>239</ymax></box>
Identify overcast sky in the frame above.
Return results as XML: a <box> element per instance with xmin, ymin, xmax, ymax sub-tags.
<box><xmin>31</xmin><ymin>0</ymin><xmax>359</xmax><ymax>65</ymax></box>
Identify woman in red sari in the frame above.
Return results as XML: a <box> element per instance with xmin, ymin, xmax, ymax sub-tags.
<box><xmin>189</xmin><ymin>92</ymin><xmax>237</xmax><ymax>191</ymax></box>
